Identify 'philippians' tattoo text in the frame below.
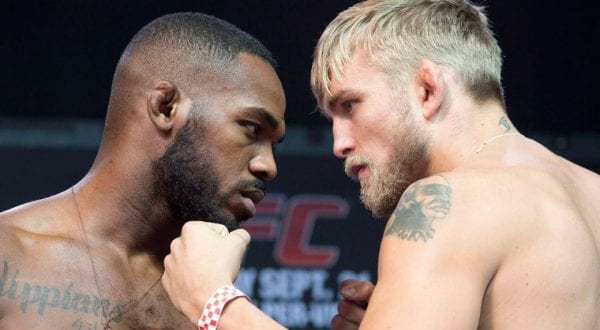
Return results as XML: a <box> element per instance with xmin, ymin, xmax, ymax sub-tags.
<box><xmin>0</xmin><ymin>260</ymin><xmax>127</xmax><ymax>321</ymax></box>
<box><xmin>385</xmin><ymin>178</ymin><xmax>452</xmax><ymax>242</ymax></box>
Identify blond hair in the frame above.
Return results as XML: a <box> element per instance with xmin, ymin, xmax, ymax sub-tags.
<box><xmin>311</xmin><ymin>0</ymin><xmax>503</xmax><ymax>108</ymax></box>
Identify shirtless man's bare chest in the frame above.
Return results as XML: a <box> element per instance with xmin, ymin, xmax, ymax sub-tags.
<box><xmin>0</xmin><ymin>207</ymin><xmax>195</xmax><ymax>330</ymax></box>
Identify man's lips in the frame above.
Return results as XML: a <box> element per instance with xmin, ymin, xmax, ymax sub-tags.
<box><xmin>349</xmin><ymin>165</ymin><xmax>367</xmax><ymax>181</ymax></box>
<box><xmin>241</xmin><ymin>189</ymin><xmax>265</xmax><ymax>204</ymax></box>
<box><xmin>239</xmin><ymin>189</ymin><xmax>266</xmax><ymax>217</ymax></box>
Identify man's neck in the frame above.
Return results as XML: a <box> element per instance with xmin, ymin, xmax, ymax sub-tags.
<box><xmin>72</xmin><ymin>169</ymin><xmax>180</xmax><ymax>261</ymax></box>
<box><xmin>425</xmin><ymin>101</ymin><xmax>515</xmax><ymax>175</ymax></box>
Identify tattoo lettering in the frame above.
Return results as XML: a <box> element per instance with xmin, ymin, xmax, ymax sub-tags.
<box><xmin>72</xmin><ymin>317</ymin><xmax>100</xmax><ymax>330</ymax></box>
<box><xmin>385</xmin><ymin>179</ymin><xmax>452</xmax><ymax>242</ymax></box>
<box><xmin>498</xmin><ymin>116</ymin><xmax>511</xmax><ymax>132</ymax></box>
<box><xmin>0</xmin><ymin>261</ymin><xmax>126</xmax><ymax>320</ymax></box>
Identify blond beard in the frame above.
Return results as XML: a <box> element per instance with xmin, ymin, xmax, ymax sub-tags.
<box><xmin>344</xmin><ymin>121</ymin><xmax>428</xmax><ymax>219</ymax></box>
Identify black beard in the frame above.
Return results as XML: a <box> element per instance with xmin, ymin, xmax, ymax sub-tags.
<box><xmin>152</xmin><ymin>118</ymin><xmax>238</xmax><ymax>231</ymax></box>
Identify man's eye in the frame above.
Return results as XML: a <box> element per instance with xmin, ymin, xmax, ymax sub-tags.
<box><xmin>242</xmin><ymin>121</ymin><xmax>261</xmax><ymax>136</ymax></box>
<box><xmin>342</xmin><ymin>100</ymin><xmax>356</xmax><ymax>113</ymax></box>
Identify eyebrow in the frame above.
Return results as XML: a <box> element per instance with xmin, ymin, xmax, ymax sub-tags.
<box><xmin>326</xmin><ymin>92</ymin><xmax>343</xmax><ymax>111</ymax></box>
<box><xmin>325</xmin><ymin>89</ymin><xmax>353</xmax><ymax>114</ymax></box>
<box><xmin>242</xmin><ymin>107</ymin><xmax>285</xmax><ymax>143</ymax></box>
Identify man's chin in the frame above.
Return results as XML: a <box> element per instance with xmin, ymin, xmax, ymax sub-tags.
<box><xmin>361</xmin><ymin>191</ymin><xmax>399</xmax><ymax>220</ymax></box>
<box><xmin>179</xmin><ymin>208</ymin><xmax>241</xmax><ymax>232</ymax></box>
<box><xmin>224</xmin><ymin>221</ymin><xmax>240</xmax><ymax>232</ymax></box>
<box><xmin>216</xmin><ymin>213</ymin><xmax>242</xmax><ymax>232</ymax></box>
<box><xmin>184</xmin><ymin>218</ymin><xmax>240</xmax><ymax>232</ymax></box>
<box><xmin>363</xmin><ymin>202</ymin><xmax>394</xmax><ymax>220</ymax></box>
<box><xmin>220</xmin><ymin>208</ymin><xmax>252</xmax><ymax>232</ymax></box>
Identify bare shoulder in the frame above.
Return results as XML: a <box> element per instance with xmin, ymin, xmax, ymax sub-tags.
<box><xmin>383</xmin><ymin>175</ymin><xmax>453</xmax><ymax>242</ymax></box>
<box><xmin>378</xmin><ymin>172</ymin><xmax>512</xmax><ymax>280</ymax></box>
<box><xmin>455</xmin><ymin>160</ymin><xmax>600</xmax><ymax>328</ymax></box>
<box><xmin>366</xmin><ymin>174</ymin><xmax>508</xmax><ymax>328</ymax></box>
<box><xmin>382</xmin><ymin>170</ymin><xmax>524</xmax><ymax>246</ymax></box>
<box><xmin>0</xmin><ymin>196</ymin><xmax>98</xmax><ymax>328</ymax></box>
<box><xmin>0</xmin><ymin>194</ymin><xmax>79</xmax><ymax>264</ymax></box>
<box><xmin>371</xmin><ymin>167</ymin><xmax>600</xmax><ymax>327</ymax></box>
<box><xmin>379</xmin><ymin>166</ymin><xmax>575</xmax><ymax>274</ymax></box>
<box><xmin>0</xmin><ymin>204</ymin><xmax>34</xmax><ymax>258</ymax></box>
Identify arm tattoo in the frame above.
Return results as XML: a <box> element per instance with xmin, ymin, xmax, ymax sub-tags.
<box><xmin>385</xmin><ymin>178</ymin><xmax>452</xmax><ymax>242</ymax></box>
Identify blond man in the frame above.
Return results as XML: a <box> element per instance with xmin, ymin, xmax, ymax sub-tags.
<box><xmin>162</xmin><ymin>1</ymin><xmax>600</xmax><ymax>329</ymax></box>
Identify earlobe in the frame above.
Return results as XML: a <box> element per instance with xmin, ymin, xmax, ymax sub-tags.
<box><xmin>147</xmin><ymin>81</ymin><xmax>181</xmax><ymax>133</ymax></box>
<box><xmin>415</xmin><ymin>60</ymin><xmax>444</xmax><ymax>121</ymax></box>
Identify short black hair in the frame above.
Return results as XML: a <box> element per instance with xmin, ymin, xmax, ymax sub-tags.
<box><xmin>125</xmin><ymin>12</ymin><xmax>276</xmax><ymax>69</ymax></box>
<box><xmin>104</xmin><ymin>12</ymin><xmax>277</xmax><ymax>142</ymax></box>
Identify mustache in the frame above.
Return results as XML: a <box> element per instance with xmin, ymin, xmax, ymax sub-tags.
<box><xmin>236</xmin><ymin>179</ymin><xmax>265</xmax><ymax>193</ymax></box>
<box><xmin>344</xmin><ymin>154</ymin><xmax>371</xmax><ymax>178</ymax></box>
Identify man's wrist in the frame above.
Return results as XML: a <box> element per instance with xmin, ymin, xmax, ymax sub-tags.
<box><xmin>179</xmin><ymin>282</ymin><xmax>231</xmax><ymax>324</ymax></box>
<box><xmin>197</xmin><ymin>285</ymin><xmax>248</xmax><ymax>330</ymax></box>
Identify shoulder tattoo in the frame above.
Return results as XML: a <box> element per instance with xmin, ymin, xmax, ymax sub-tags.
<box><xmin>385</xmin><ymin>176</ymin><xmax>452</xmax><ymax>242</ymax></box>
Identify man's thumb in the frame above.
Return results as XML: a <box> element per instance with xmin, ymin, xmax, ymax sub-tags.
<box><xmin>228</xmin><ymin>228</ymin><xmax>251</xmax><ymax>248</ymax></box>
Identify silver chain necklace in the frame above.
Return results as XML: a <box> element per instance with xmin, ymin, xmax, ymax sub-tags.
<box><xmin>474</xmin><ymin>132</ymin><xmax>520</xmax><ymax>155</ymax></box>
<box><xmin>71</xmin><ymin>187</ymin><xmax>161</xmax><ymax>329</ymax></box>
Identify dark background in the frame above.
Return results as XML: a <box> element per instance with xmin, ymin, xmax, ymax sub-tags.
<box><xmin>3</xmin><ymin>0</ymin><xmax>599</xmax><ymax>132</ymax></box>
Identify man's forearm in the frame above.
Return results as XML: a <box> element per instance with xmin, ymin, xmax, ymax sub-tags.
<box><xmin>218</xmin><ymin>298</ymin><xmax>287</xmax><ymax>330</ymax></box>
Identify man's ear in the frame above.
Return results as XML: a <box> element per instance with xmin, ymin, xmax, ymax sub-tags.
<box><xmin>414</xmin><ymin>60</ymin><xmax>445</xmax><ymax>121</ymax></box>
<box><xmin>147</xmin><ymin>81</ymin><xmax>182</xmax><ymax>133</ymax></box>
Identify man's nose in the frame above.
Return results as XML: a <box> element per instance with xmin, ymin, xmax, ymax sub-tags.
<box><xmin>249</xmin><ymin>146</ymin><xmax>277</xmax><ymax>181</ymax></box>
<box><xmin>332</xmin><ymin>118</ymin><xmax>355</xmax><ymax>159</ymax></box>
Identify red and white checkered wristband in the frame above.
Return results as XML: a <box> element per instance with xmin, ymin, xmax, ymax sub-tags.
<box><xmin>197</xmin><ymin>285</ymin><xmax>248</xmax><ymax>330</ymax></box>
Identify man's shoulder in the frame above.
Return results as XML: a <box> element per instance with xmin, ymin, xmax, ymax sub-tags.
<box><xmin>0</xmin><ymin>203</ymin><xmax>34</xmax><ymax>247</ymax></box>
<box><xmin>0</xmin><ymin>195</ymin><xmax>76</xmax><ymax>258</ymax></box>
<box><xmin>404</xmin><ymin>169</ymin><xmax>533</xmax><ymax>213</ymax></box>
<box><xmin>399</xmin><ymin>166</ymin><xmax>597</xmax><ymax>259</ymax></box>
<box><xmin>1</xmin><ymin>199</ymin><xmax>48</xmax><ymax>235</ymax></box>
<box><xmin>384</xmin><ymin>169</ymin><xmax>554</xmax><ymax>259</ymax></box>
<box><xmin>377</xmin><ymin>173</ymin><xmax>508</xmax><ymax>305</ymax></box>
<box><xmin>388</xmin><ymin>172</ymin><xmax>518</xmax><ymax>246</ymax></box>
<box><xmin>0</xmin><ymin>204</ymin><xmax>41</xmax><ymax>277</ymax></box>
<box><xmin>437</xmin><ymin>163</ymin><xmax>595</xmax><ymax>218</ymax></box>
<box><xmin>430</xmin><ymin>166</ymin><xmax>564</xmax><ymax>208</ymax></box>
